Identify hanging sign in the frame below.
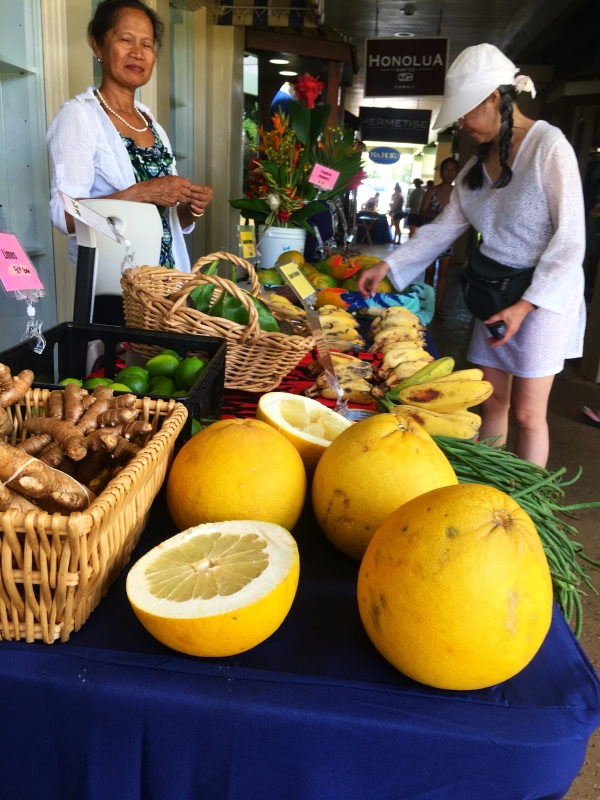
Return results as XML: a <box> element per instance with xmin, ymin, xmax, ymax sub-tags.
<box><xmin>0</xmin><ymin>233</ymin><xmax>45</xmax><ymax>294</ymax></box>
<box><xmin>359</xmin><ymin>108</ymin><xmax>431</xmax><ymax>145</ymax></box>
<box><xmin>308</xmin><ymin>164</ymin><xmax>340</xmax><ymax>191</ymax></box>
<box><xmin>60</xmin><ymin>191</ymin><xmax>125</xmax><ymax>244</ymax></box>
<box><xmin>238</xmin><ymin>226</ymin><xmax>257</xmax><ymax>259</ymax></box>
<box><xmin>369</xmin><ymin>147</ymin><xmax>401</xmax><ymax>165</ymax></box>
<box><xmin>364</xmin><ymin>37</ymin><xmax>448</xmax><ymax>98</ymax></box>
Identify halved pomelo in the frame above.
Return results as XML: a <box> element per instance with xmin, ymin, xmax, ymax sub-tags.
<box><xmin>127</xmin><ymin>520</ymin><xmax>299</xmax><ymax>657</ymax></box>
<box><xmin>256</xmin><ymin>392</ymin><xmax>352</xmax><ymax>473</ymax></box>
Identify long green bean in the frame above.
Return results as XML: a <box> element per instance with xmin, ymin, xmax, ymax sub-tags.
<box><xmin>433</xmin><ymin>436</ymin><xmax>600</xmax><ymax>636</ymax></box>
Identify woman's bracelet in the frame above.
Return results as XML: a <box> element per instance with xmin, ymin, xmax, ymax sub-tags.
<box><xmin>187</xmin><ymin>202</ymin><xmax>204</xmax><ymax>218</ymax></box>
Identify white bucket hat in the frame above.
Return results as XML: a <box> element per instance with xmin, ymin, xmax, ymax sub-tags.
<box><xmin>434</xmin><ymin>43</ymin><xmax>536</xmax><ymax>131</ymax></box>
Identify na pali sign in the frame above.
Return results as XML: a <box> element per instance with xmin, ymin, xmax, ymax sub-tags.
<box><xmin>364</xmin><ymin>37</ymin><xmax>448</xmax><ymax>98</ymax></box>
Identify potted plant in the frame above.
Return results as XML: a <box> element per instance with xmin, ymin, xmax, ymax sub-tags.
<box><xmin>230</xmin><ymin>74</ymin><xmax>366</xmax><ymax>269</ymax></box>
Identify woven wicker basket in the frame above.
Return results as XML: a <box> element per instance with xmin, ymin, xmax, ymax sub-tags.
<box><xmin>0</xmin><ymin>390</ymin><xmax>187</xmax><ymax>644</ymax></box>
<box><xmin>121</xmin><ymin>251</ymin><xmax>315</xmax><ymax>393</ymax></box>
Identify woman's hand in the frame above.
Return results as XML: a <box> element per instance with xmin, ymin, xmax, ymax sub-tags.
<box><xmin>357</xmin><ymin>261</ymin><xmax>390</xmax><ymax>298</ymax></box>
<box><xmin>125</xmin><ymin>175</ymin><xmax>192</xmax><ymax>206</ymax></box>
<box><xmin>484</xmin><ymin>299</ymin><xmax>535</xmax><ymax>347</ymax></box>
<box><xmin>188</xmin><ymin>184</ymin><xmax>213</xmax><ymax>216</ymax></box>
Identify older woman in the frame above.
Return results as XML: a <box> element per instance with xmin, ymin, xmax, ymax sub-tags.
<box><xmin>47</xmin><ymin>0</ymin><xmax>212</xmax><ymax>285</ymax></box>
<box><xmin>359</xmin><ymin>44</ymin><xmax>585</xmax><ymax>468</ymax></box>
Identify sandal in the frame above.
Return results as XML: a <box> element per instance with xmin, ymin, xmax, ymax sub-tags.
<box><xmin>582</xmin><ymin>407</ymin><xmax>600</xmax><ymax>428</ymax></box>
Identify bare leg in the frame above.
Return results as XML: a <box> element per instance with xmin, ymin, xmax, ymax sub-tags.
<box><xmin>409</xmin><ymin>226</ymin><xmax>418</xmax><ymax>238</ymax></box>
<box><xmin>393</xmin><ymin>220</ymin><xmax>401</xmax><ymax>243</ymax></box>
<box><xmin>479</xmin><ymin>367</ymin><xmax>513</xmax><ymax>446</ymax></box>
<box><xmin>425</xmin><ymin>262</ymin><xmax>435</xmax><ymax>286</ymax></box>
<box><xmin>435</xmin><ymin>256</ymin><xmax>451</xmax><ymax>314</ymax></box>
<box><xmin>510</xmin><ymin>375</ymin><xmax>554</xmax><ymax>467</ymax></box>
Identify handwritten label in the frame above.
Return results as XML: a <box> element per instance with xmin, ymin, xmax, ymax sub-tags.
<box><xmin>0</xmin><ymin>233</ymin><xmax>44</xmax><ymax>293</ymax></box>
<box><xmin>275</xmin><ymin>261</ymin><xmax>316</xmax><ymax>302</ymax></box>
<box><xmin>238</xmin><ymin>226</ymin><xmax>256</xmax><ymax>259</ymax></box>
<box><xmin>308</xmin><ymin>164</ymin><xmax>340</xmax><ymax>191</ymax></box>
<box><xmin>60</xmin><ymin>191</ymin><xmax>123</xmax><ymax>244</ymax></box>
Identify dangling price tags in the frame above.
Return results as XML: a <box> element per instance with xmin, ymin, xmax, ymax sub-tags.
<box><xmin>60</xmin><ymin>191</ymin><xmax>127</xmax><ymax>245</ymax></box>
<box><xmin>0</xmin><ymin>233</ymin><xmax>44</xmax><ymax>294</ymax></box>
<box><xmin>238</xmin><ymin>226</ymin><xmax>256</xmax><ymax>259</ymax></box>
<box><xmin>274</xmin><ymin>260</ymin><xmax>347</xmax><ymax>414</ymax></box>
<box><xmin>308</xmin><ymin>164</ymin><xmax>340</xmax><ymax>191</ymax></box>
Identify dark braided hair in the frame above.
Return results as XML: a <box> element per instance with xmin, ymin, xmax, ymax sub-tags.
<box><xmin>463</xmin><ymin>85</ymin><xmax>516</xmax><ymax>191</ymax></box>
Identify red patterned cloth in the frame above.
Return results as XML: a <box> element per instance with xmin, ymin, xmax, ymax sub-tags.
<box><xmin>221</xmin><ymin>351</ymin><xmax>381</xmax><ymax>419</ymax></box>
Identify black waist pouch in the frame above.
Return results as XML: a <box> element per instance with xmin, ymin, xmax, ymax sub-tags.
<box><xmin>460</xmin><ymin>249</ymin><xmax>535</xmax><ymax>321</ymax></box>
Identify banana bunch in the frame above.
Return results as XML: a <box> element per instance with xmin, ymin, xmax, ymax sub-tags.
<box><xmin>379</xmin><ymin>357</ymin><xmax>493</xmax><ymax>439</ymax></box>
<box><xmin>264</xmin><ymin>292</ymin><xmax>306</xmax><ymax>318</ymax></box>
<box><xmin>317</xmin><ymin>305</ymin><xmax>365</xmax><ymax>351</ymax></box>
<box><xmin>306</xmin><ymin>352</ymin><xmax>374</xmax><ymax>405</ymax></box>
<box><xmin>369</xmin><ymin>307</ymin><xmax>425</xmax><ymax>355</ymax></box>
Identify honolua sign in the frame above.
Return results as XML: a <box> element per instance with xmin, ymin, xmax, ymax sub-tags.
<box><xmin>364</xmin><ymin>37</ymin><xmax>448</xmax><ymax>98</ymax></box>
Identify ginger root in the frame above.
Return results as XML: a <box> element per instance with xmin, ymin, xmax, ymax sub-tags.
<box><xmin>109</xmin><ymin>393</ymin><xmax>136</xmax><ymax>409</ymax></box>
<box><xmin>23</xmin><ymin>417</ymin><xmax>87</xmax><ymax>461</ymax></box>
<box><xmin>0</xmin><ymin>366</ymin><xmax>34</xmax><ymax>408</ymax></box>
<box><xmin>64</xmin><ymin>383</ymin><xmax>88</xmax><ymax>425</ymax></box>
<box><xmin>85</xmin><ymin>428</ymin><xmax>119</xmax><ymax>453</ymax></box>
<box><xmin>77</xmin><ymin>385</ymin><xmax>113</xmax><ymax>435</ymax></box>
<box><xmin>0</xmin><ymin>407</ymin><xmax>13</xmax><ymax>438</ymax></box>
<box><xmin>97</xmin><ymin>408</ymin><xmax>137</xmax><ymax>427</ymax></box>
<box><xmin>48</xmin><ymin>390</ymin><xmax>64</xmax><ymax>420</ymax></box>
<box><xmin>0</xmin><ymin>481</ymin><xmax>37</xmax><ymax>513</ymax></box>
<box><xmin>18</xmin><ymin>433</ymin><xmax>53</xmax><ymax>456</ymax></box>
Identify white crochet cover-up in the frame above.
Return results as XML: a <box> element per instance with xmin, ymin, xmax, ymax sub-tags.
<box><xmin>385</xmin><ymin>120</ymin><xmax>586</xmax><ymax>378</ymax></box>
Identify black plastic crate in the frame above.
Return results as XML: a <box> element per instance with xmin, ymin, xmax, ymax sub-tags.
<box><xmin>0</xmin><ymin>323</ymin><xmax>226</xmax><ymax>445</ymax></box>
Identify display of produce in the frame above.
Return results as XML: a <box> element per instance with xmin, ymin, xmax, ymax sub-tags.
<box><xmin>434</xmin><ymin>436</ymin><xmax>600</xmax><ymax>635</ymax></box>
<box><xmin>357</xmin><ymin>483</ymin><xmax>553</xmax><ymax>690</ymax></box>
<box><xmin>306</xmin><ymin>348</ymin><xmax>374</xmax><ymax>404</ymax></box>
<box><xmin>312</xmin><ymin>412</ymin><xmax>458</xmax><ymax>560</ymax></box>
<box><xmin>127</xmin><ymin>520</ymin><xmax>299</xmax><ymax>657</ymax></box>
<box><xmin>314</xmin><ymin>304</ymin><xmax>365</xmax><ymax>351</ymax></box>
<box><xmin>166</xmin><ymin>418</ymin><xmax>306</xmax><ymax>532</ymax></box>
<box><xmin>256</xmin><ymin>392</ymin><xmax>352</xmax><ymax>473</ymax></box>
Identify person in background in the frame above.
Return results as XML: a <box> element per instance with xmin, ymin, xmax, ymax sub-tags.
<box><xmin>358</xmin><ymin>44</ymin><xmax>586</xmax><ymax>468</ymax></box>
<box><xmin>426</xmin><ymin>180</ymin><xmax>434</xmax><ymax>190</ymax></box>
<box><xmin>366</xmin><ymin>192</ymin><xmax>380</xmax><ymax>211</ymax></box>
<box><xmin>406</xmin><ymin>179</ymin><xmax>426</xmax><ymax>237</ymax></box>
<box><xmin>47</xmin><ymin>0</ymin><xmax>212</xmax><ymax>322</ymax></box>
<box><xmin>389</xmin><ymin>183</ymin><xmax>405</xmax><ymax>245</ymax></box>
<box><xmin>420</xmin><ymin>157</ymin><xmax>459</xmax><ymax>315</ymax></box>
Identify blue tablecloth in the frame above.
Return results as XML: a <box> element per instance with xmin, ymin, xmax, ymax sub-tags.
<box><xmin>0</xmin><ymin>494</ymin><xmax>598</xmax><ymax>800</ymax></box>
<box><xmin>356</xmin><ymin>213</ymin><xmax>392</xmax><ymax>244</ymax></box>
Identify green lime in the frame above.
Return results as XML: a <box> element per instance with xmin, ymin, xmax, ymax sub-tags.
<box><xmin>83</xmin><ymin>377</ymin><xmax>112</xmax><ymax>390</ymax></box>
<box><xmin>108</xmin><ymin>383</ymin><xmax>134</xmax><ymax>392</ymax></box>
<box><xmin>59</xmin><ymin>378</ymin><xmax>82</xmax><ymax>387</ymax></box>
<box><xmin>172</xmin><ymin>390</ymin><xmax>187</xmax><ymax>397</ymax></box>
<box><xmin>145</xmin><ymin>354</ymin><xmax>180</xmax><ymax>380</ymax></box>
<box><xmin>174</xmin><ymin>356</ymin><xmax>207</xmax><ymax>391</ymax></box>
<box><xmin>160</xmin><ymin>349</ymin><xmax>183</xmax><ymax>362</ymax></box>
<box><xmin>119</xmin><ymin>374</ymin><xmax>149</xmax><ymax>394</ymax></box>
<box><xmin>116</xmin><ymin>366</ymin><xmax>149</xmax><ymax>382</ymax></box>
<box><xmin>148</xmin><ymin>377</ymin><xmax>176</xmax><ymax>395</ymax></box>
<box><xmin>191</xmin><ymin>418</ymin><xmax>202</xmax><ymax>437</ymax></box>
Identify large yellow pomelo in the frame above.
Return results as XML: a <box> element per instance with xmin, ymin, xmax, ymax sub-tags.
<box><xmin>166</xmin><ymin>419</ymin><xmax>306</xmax><ymax>531</ymax></box>
<box><xmin>312</xmin><ymin>412</ymin><xmax>457</xmax><ymax>560</ymax></box>
<box><xmin>358</xmin><ymin>484</ymin><xmax>553</xmax><ymax>690</ymax></box>
<box><xmin>276</xmin><ymin>250</ymin><xmax>304</xmax><ymax>267</ymax></box>
<box><xmin>256</xmin><ymin>392</ymin><xmax>352</xmax><ymax>474</ymax></box>
<box><xmin>127</xmin><ymin>520</ymin><xmax>299</xmax><ymax>656</ymax></box>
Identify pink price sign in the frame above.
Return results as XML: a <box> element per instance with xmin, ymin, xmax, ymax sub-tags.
<box><xmin>0</xmin><ymin>233</ymin><xmax>44</xmax><ymax>293</ymax></box>
<box><xmin>308</xmin><ymin>164</ymin><xmax>341</xmax><ymax>191</ymax></box>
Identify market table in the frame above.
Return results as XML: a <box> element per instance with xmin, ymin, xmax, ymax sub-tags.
<box><xmin>0</xmin><ymin>490</ymin><xmax>598</xmax><ymax>800</ymax></box>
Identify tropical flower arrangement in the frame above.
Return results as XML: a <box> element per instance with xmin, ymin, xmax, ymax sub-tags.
<box><xmin>231</xmin><ymin>74</ymin><xmax>366</xmax><ymax>232</ymax></box>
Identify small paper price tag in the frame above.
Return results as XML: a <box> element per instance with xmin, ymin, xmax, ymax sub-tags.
<box><xmin>60</xmin><ymin>191</ymin><xmax>123</xmax><ymax>244</ymax></box>
<box><xmin>0</xmin><ymin>233</ymin><xmax>44</xmax><ymax>293</ymax></box>
<box><xmin>238</xmin><ymin>226</ymin><xmax>256</xmax><ymax>259</ymax></box>
<box><xmin>275</xmin><ymin>261</ymin><xmax>316</xmax><ymax>302</ymax></box>
<box><xmin>308</xmin><ymin>164</ymin><xmax>340</xmax><ymax>191</ymax></box>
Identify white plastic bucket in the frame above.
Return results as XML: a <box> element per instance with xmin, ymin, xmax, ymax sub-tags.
<box><xmin>257</xmin><ymin>226</ymin><xmax>307</xmax><ymax>270</ymax></box>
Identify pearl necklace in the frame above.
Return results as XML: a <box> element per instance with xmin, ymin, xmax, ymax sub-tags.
<box><xmin>96</xmin><ymin>89</ymin><xmax>148</xmax><ymax>133</ymax></box>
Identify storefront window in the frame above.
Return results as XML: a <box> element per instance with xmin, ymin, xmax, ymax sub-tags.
<box><xmin>0</xmin><ymin>0</ymin><xmax>56</xmax><ymax>349</ymax></box>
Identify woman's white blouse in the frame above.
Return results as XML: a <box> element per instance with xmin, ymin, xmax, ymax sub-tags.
<box><xmin>46</xmin><ymin>86</ymin><xmax>194</xmax><ymax>272</ymax></box>
<box><xmin>386</xmin><ymin>121</ymin><xmax>585</xmax><ymax>315</ymax></box>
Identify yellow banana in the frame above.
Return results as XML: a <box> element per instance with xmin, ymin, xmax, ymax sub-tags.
<box><xmin>389</xmin><ymin>360</ymin><xmax>433</xmax><ymax>382</ymax></box>
<box><xmin>320</xmin><ymin>383</ymin><xmax>373</xmax><ymax>404</ymax></box>
<box><xmin>381</xmin><ymin>346</ymin><xmax>432</xmax><ymax>371</ymax></box>
<box><xmin>325</xmin><ymin>329</ymin><xmax>364</xmax><ymax>342</ymax></box>
<box><xmin>378</xmin><ymin>307</ymin><xmax>420</xmax><ymax>323</ymax></box>
<box><xmin>431</xmin><ymin>368</ymin><xmax>484</xmax><ymax>383</ymax></box>
<box><xmin>391</xmin><ymin>356</ymin><xmax>455</xmax><ymax>395</ymax></box>
<box><xmin>390</xmin><ymin>404</ymin><xmax>481</xmax><ymax>439</ymax></box>
<box><xmin>315</xmin><ymin>367</ymin><xmax>372</xmax><ymax>388</ymax></box>
<box><xmin>398</xmin><ymin>379</ymin><xmax>494</xmax><ymax>412</ymax></box>
<box><xmin>379</xmin><ymin>340</ymin><xmax>425</xmax><ymax>357</ymax></box>
<box><xmin>321</xmin><ymin>316</ymin><xmax>360</xmax><ymax>330</ymax></box>
<box><xmin>375</xmin><ymin>316</ymin><xmax>424</xmax><ymax>333</ymax></box>
<box><xmin>373</xmin><ymin>328</ymin><xmax>424</xmax><ymax>346</ymax></box>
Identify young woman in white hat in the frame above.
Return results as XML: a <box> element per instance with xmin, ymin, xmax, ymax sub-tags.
<box><xmin>358</xmin><ymin>43</ymin><xmax>585</xmax><ymax>468</ymax></box>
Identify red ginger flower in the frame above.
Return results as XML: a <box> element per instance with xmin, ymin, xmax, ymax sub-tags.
<box><xmin>278</xmin><ymin>209</ymin><xmax>291</xmax><ymax>223</ymax></box>
<box><xmin>295</xmin><ymin>73</ymin><xmax>324</xmax><ymax>109</ymax></box>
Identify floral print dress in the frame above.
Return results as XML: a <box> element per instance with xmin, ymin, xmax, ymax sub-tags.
<box><xmin>120</xmin><ymin>124</ymin><xmax>175</xmax><ymax>268</ymax></box>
